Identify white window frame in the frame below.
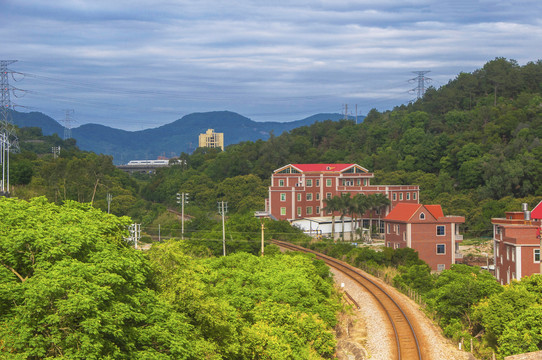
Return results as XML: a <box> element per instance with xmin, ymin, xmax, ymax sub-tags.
<box><xmin>437</xmin><ymin>244</ymin><xmax>446</xmax><ymax>254</ymax></box>
<box><xmin>535</xmin><ymin>249</ymin><xmax>540</xmax><ymax>263</ymax></box>
<box><xmin>278</xmin><ymin>179</ymin><xmax>285</xmax><ymax>187</ymax></box>
<box><xmin>280</xmin><ymin>207</ymin><xmax>286</xmax><ymax>216</ymax></box>
<box><xmin>326</xmin><ymin>179</ymin><xmax>332</xmax><ymax>187</ymax></box>
<box><xmin>406</xmin><ymin>192</ymin><xmax>410</xmax><ymax>200</ymax></box>
<box><xmin>306</xmin><ymin>206</ymin><xmax>312</xmax><ymax>215</ymax></box>
<box><xmin>297</xmin><ymin>207</ymin><xmax>302</xmax><ymax>216</ymax></box>
<box><xmin>419</xmin><ymin>212</ymin><xmax>425</xmax><ymax>220</ymax></box>
<box><xmin>280</xmin><ymin>193</ymin><xmax>286</xmax><ymax>202</ymax></box>
<box><xmin>306</xmin><ymin>179</ymin><xmax>312</xmax><ymax>187</ymax></box>
<box><xmin>306</xmin><ymin>193</ymin><xmax>313</xmax><ymax>201</ymax></box>
<box><xmin>297</xmin><ymin>193</ymin><xmax>301</xmax><ymax>201</ymax></box>
<box><xmin>437</xmin><ymin>225</ymin><xmax>445</xmax><ymax>236</ymax></box>
<box><xmin>413</xmin><ymin>192</ymin><xmax>417</xmax><ymax>200</ymax></box>
<box><xmin>393</xmin><ymin>193</ymin><xmax>397</xmax><ymax>201</ymax></box>
<box><xmin>399</xmin><ymin>193</ymin><xmax>403</xmax><ymax>201</ymax></box>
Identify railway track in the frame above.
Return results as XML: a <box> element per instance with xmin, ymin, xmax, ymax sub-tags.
<box><xmin>273</xmin><ymin>240</ymin><xmax>423</xmax><ymax>360</ymax></box>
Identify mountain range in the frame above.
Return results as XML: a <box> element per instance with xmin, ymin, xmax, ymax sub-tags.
<box><xmin>11</xmin><ymin>110</ymin><xmax>361</xmax><ymax>164</ymax></box>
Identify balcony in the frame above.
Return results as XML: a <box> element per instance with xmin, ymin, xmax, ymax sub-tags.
<box><xmin>455</xmin><ymin>234</ymin><xmax>463</xmax><ymax>241</ymax></box>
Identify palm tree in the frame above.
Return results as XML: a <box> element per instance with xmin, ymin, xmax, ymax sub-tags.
<box><xmin>351</xmin><ymin>194</ymin><xmax>370</xmax><ymax>242</ymax></box>
<box><xmin>368</xmin><ymin>193</ymin><xmax>391</xmax><ymax>237</ymax></box>
<box><xmin>337</xmin><ymin>193</ymin><xmax>352</xmax><ymax>241</ymax></box>
<box><xmin>323</xmin><ymin>196</ymin><xmax>342</xmax><ymax>241</ymax></box>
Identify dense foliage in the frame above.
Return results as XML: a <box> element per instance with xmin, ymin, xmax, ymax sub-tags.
<box><xmin>0</xmin><ymin>197</ymin><xmax>341</xmax><ymax>359</ymax></box>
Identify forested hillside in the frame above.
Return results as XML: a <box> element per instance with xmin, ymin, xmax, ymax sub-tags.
<box><xmin>142</xmin><ymin>58</ymin><xmax>542</xmax><ymax>235</ymax></box>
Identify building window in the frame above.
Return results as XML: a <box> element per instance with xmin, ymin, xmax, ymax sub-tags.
<box><xmin>280</xmin><ymin>193</ymin><xmax>286</xmax><ymax>201</ymax></box>
<box><xmin>306</xmin><ymin>179</ymin><xmax>312</xmax><ymax>187</ymax></box>
<box><xmin>306</xmin><ymin>206</ymin><xmax>312</xmax><ymax>215</ymax></box>
<box><xmin>395</xmin><ymin>225</ymin><xmax>399</xmax><ymax>235</ymax></box>
<box><xmin>393</xmin><ymin>193</ymin><xmax>397</xmax><ymax>201</ymax></box>
<box><xmin>297</xmin><ymin>207</ymin><xmax>302</xmax><ymax>216</ymax></box>
<box><xmin>387</xmin><ymin>224</ymin><xmax>390</xmax><ymax>234</ymax></box>
<box><xmin>363</xmin><ymin>179</ymin><xmax>368</xmax><ymax>186</ymax></box>
<box><xmin>356</xmin><ymin>179</ymin><xmax>361</xmax><ymax>186</ymax></box>
<box><xmin>399</xmin><ymin>193</ymin><xmax>403</xmax><ymax>201</ymax></box>
<box><xmin>278</xmin><ymin>179</ymin><xmax>285</xmax><ymax>187</ymax></box>
<box><xmin>437</xmin><ymin>244</ymin><xmax>446</xmax><ymax>254</ymax></box>
<box><xmin>506</xmin><ymin>247</ymin><xmax>510</xmax><ymax>261</ymax></box>
<box><xmin>316</xmin><ymin>179</ymin><xmax>320</xmax><ymax>187</ymax></box>
<box><xmin>316</xmin><ymin>193</ymin><xmax>320</xmax><ymax>200</ymax></box>
<box><xmin>535</xmin><ymin>249</ymin><xmax>540</xmax><ymax>263</ymax></box>
<box><xmin>512</xmin><ymin>249</ymin><xmax>515</xmax><ymax>262</ymax></box>
<box><xmin>326</xmin><ymin>192</ymin><xmax>332</xmax><ymax>200</ymax></box>
<box><xmin>406</xmin><ymin>192</ymin><xmax>410</xmax><ymax>200</ymax></box>
<box><xmin>420</xmin><ymin>212</ymin><xmax>425</xmax><ymax>220</ymax></box>
<box><xmin>326</xmin><ymin>179</ymin><xmax>332</xmax><ymax>187</ymax></box>
<box><xmin>316</xmin><ymin>206</ymin><xmax>320</xmax><ymax>214</ymax></box>
<box><xmin>280</xmin><ymin>207</ymin><xmax>286</xmax><ymax>216</ymax></box>
<box><xmin>297</xmin><ymin>193</ymin><xmax>301</xmax><ymax>201</ymax></box>
<box><xmin>413</xmin><ymin>192</ymin><xmax>417</xmax><ymax>200</ymax></box>
<box><xmin>437</xmin><ymin>264</ymin><xmax>445</xmax><ymax>271</ymax></box>
<box><xmin>306</xmin><ymin>193</ymin><xmax>313</xmax><ymax>201</ymax></box>
<box><xmin>437</xmin><ymin>225</ymin><xmax>445</xmax><ymax>236</ymax></box>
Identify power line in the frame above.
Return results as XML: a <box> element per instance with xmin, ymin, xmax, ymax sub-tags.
<box><xmin>1</xmin><ymin>60</ymin><xmax>21</xmax><ymax>195</ymax></box>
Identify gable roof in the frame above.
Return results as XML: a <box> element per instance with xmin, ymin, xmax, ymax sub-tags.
<box><xmin>384</xmin><ymin>203</ymin><xmax>423</xmax><ymax>222</ymax></box>
<box><xmin>532</xmin><ymin>200</ymin><xmax>542</xmax><ymax>220</ymax></box>
<box><xmin>384</xmin><ymin>203</ymin><xmax>445</xmax><ymax>222</ymax></box>
<box><xmin>274</xmin><ymin>164</ymin><xmax>370</xmax><ymax>174</ymax></box>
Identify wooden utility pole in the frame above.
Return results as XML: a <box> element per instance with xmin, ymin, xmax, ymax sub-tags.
<box><xmin>261</xmin><ymin>222</ymin><xmax>265</xmax><ymax>256</ymax></box>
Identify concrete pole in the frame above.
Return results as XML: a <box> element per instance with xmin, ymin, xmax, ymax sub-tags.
<box><xmin>222</xmin><ymin>201</ymin><xmax>226</xmax><ymax>256</ymax></box>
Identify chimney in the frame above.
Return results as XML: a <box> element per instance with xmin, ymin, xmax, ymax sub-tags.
<box><xmin>523</xmin><ymin>203</ymin><xmax>531</xmax><ymax>221</ymax></box>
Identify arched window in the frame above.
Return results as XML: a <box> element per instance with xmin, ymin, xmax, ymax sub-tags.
<box><xmin>420</xmin><ymin>212</ymin><xmax>425</xmax><ymax>220</ymax></box>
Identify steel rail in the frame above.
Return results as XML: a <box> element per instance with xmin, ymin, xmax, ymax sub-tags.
<box><xmin>273</xmin><ymin>240</ymin><xmax>422</xmax><ymax>360</ymax></box>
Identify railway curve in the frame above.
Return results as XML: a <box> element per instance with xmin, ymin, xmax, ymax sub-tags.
<box><xmin>273</xmin><ymin>240</ymin><xmax>423</xmax><ymax>360</ymax></box>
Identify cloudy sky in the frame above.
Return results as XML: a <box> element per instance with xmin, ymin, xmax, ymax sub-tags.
<box><xmin>2</xmin><ymin>0</ymin><xmax>542</xmax><ymax>131</ymax></box>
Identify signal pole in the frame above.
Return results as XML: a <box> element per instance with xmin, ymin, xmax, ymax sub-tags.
<box><xmin>218</xmin><ymin>201</ymin><xmax>228</xmax><ymax>256</ymax></box>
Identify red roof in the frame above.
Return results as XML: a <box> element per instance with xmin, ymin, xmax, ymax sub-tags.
<box><xmin>291</xmin><ymin>164</ymin><xmax>355</xmax><ymax>172</ymax></box>
<box><xmin>532</xmin><ymin>201</ymin><xmax>542</xmax><ymax>220</ymax></box>
<box><xmin>425</xmin><ymin>205</ymin><xmax>444</xmax><ymax>219</ymax></box>
<box><xmin>384</xmin><ymin>203</ymin><xmax>422</xmax><ymax>222</ymax></box>
<box><xmin>384</xmin><ymin>203</ymin><xmax>445</xmax><ymax>222</ymax></box>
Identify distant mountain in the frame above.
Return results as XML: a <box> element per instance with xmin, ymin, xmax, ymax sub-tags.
<box><xmin>11</xmin><ymin>110</ymin><xmax>362</xmax><ymax>164</ymax></box>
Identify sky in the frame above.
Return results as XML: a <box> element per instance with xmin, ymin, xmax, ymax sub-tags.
<box><xmin>2</xmin><ymin>0</ymin><xmax>542</xmax><ymax>131</ymax></box>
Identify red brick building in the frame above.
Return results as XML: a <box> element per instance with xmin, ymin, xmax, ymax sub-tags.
<box><xmin>383</xmin><ymin>203</ymin><xmax>465</xmax><ymax>271</ymax></box>
<box><xmin>265</xmin><ymin>164</ymin><xmax>419</xmax><ymax>223</ymax></box>
<box><xmin>492</xmin><ymin>202</ymin><xmax>542</xmax><ymax>285</ymax></box>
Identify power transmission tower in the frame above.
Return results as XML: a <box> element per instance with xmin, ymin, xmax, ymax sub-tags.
<box><xmin>0</xmin><ymin>60</ymin><xmax>20</xmax><ymax>195</ymax></box>
<box><xmin>61</xmin><ymin>109</ymin><xmax>75</xmax><ymax>140</ymax></box>
<box><xmin>410</xmin><ymin>71</ymin><xmax>432</xmax><ymax>99</ymax></box>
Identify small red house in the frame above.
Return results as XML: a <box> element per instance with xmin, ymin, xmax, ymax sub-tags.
<box><xmin>383</xmin><ymin>203</ymin><xmax>465</xmax><ymax>271</ymax></box>
<box><xmin>492</xmin><ymin>202</ymin><xmax>542</xmax><ymax>285</ymax></box>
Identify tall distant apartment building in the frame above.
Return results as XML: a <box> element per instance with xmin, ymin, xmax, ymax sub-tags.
<box><xmin>198</xmin><ymin>129</ymin><xmax>224</xmax><ymax>150</ymax></box>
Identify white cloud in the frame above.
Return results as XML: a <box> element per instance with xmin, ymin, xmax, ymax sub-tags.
<box><xmin>2</xmin><ymin>0</ymin><xmax>541</xmax><ymax>129</ymax></box>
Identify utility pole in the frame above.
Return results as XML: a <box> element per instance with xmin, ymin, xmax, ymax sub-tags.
<box><xmin>128</xmin><ymin>223</ymin><xmax>141</xmax><ymax>249</ymax></box>
<box><xmin>410</xmin><ymin>71</ymin><xmax>432</xmax><ymax>99</ymax></box>
<box><xmin>218</xmin><ymin>201</ymin><xmax>228</xmax><ymax>256</ymax></box>
<box><xmin>106</xmin><ymin>193</ymin><xmax>112</xmax><ymax>214</ymax></box>
<box><xmin>52</xmin><ymin>146</ymin><xmax>61</xmax><ymax>159</ymax></box>
<box><xmin>177</xmin><ymin>192</ymin><xmax>189</xmax><ymax>239</ymax></box>
<box><xmin>261</xmin><ymin>222</ymin><xmax>265</xmax><ymax>257</ymax></box>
